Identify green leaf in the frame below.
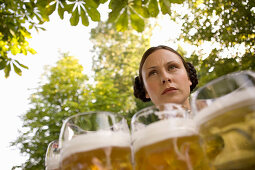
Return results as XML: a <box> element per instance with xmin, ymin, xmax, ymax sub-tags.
<box><xmin>148</xmin><ymin>0</ymin><xmax>159</xmax><ymax>17</ymax></box>
<box><xmin>109</xmin><ymin>0</ymin><xmax>127</xmax><ymax>9</ymax></box>
<box><xmin>115</xmin><ymin>8</ymin><xmax>128</xmax><ymax>32</ymax></box>
<box><xmin>85</xmin><ymin>0</ymin><xmax>99</xmax><ymax>8</ymax></box>
<box><xmin>130</xmin><ymin>8</ymin><xmax>145</xmax><ymax>32</ymax></box>
<box><xmin>70</xmin><ymin>7</ymin><xmax>79</xmax><ymax>26</ymax></box>
<box><xmin>170</xmin><ymin>0</ymin><xmax>185</xmax><ymax>4</ymax></box>
<box><xmin>58</xmin><ymin>4</ymin><xmax>65</xmax><ymax>19</ymax></box>
<box><xmin>0</xmin><ymin>59</ymin><xmax>7</xmax><ymax>70</ymax></box>
<box><xmin>4</xmin><ymin>63</ymin><xmax>11</xmax><ymax>78</ymax></box>
<box><xmin>100</xmin><ymin>0</ymin><xmax>108</xmax><ymax>3</ymax></box>
<box><xmin>108</xmin><ymin>0</ymin><xmax>127</xmax><ymax>22</ymax></box>
<box><xmin>46</xmin><ymin>2</ymin><xmax>56</xmax><ymax>16</ymax></box>
<box><xmin>142</xmin><ymin>0</ymin><xmax>149</xmax><ymax>4</ymax></box>
<box><xmin>64</xmin><ymin>3</ymin><xmax>74</xmax><ymax>13</ymax></box>
<box><xmin>159</xmin><ymin>0</ymin><xmax>171</xmax><ymax>15</ymax></box>
<box><xmin>38</xmin><ymin>27</ymin><xmax>46</xmax><ymax>31</ymax></box>
<box><xmin>132</xmin><ymin>5</ymin><xmax>150</xmax><ymax>18</ymax></box>
<box><xmin>14</xmin><ymin>60</ymin><xmax>29</xmax><ymax>69</ymax></box>
<box><xmin>84</xmin><ymin>4</ymin><xmax>100</xmax><ymax>21</ymax></box>
<box><xmin>108</xmin><ymin>8</ymin><xmax>122</xmax><ymax>22</ymax></box>
<box><xmin>133</xmin><ymin>0</ymin><xmax>142</xmax><ymax>6</ymax></box>
<box><xmin>81</xmin><ymin>8</ymin><xmax>89</xmax><ymax>26</ymax></box>
<box><xmin>13</xmin><ymin>63</ymin><xmax>22</xmax><ymax>76</ymax></box>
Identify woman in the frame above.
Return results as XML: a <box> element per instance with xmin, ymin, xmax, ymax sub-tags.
<box><xmin>133</xmin><ymin>45</ymin><xmax>198</xmax><ymax>110</ymax></box>
<box><xmin>131</xmin><ymin>46</ymin><xmax>213</xmax><ymax>170</ymax></box>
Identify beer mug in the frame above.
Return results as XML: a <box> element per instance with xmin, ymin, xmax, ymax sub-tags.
<box><xmin>131</xmin><ymin>103</ymin><xmax>211</xmax><ymax>170</ymax></box>
<box><xmin>59</xmin><ymin>111</ymin><xmax>132</xmax><ymax>170</ymax></box>
<box><xmin>191</xmin><ymin>70</ymin><xmax>255</xmax><ymax>170</ymax></box>
<box><xmin>45</xmin><ymin>140</ymin><xmax>61</xmax><ymax>170</ymax></box>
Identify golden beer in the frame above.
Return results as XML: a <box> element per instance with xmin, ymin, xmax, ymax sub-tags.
<box><xmin>60</xmin><ymin>131</ymin><xmax>132</xmax><ymax>170</ymax></box>
<box><xmin>195</xmin><ymin>88</ymin><xmax>255</xmax><ymax>170</ymax></box>
<box><xmin>133</xmin><ymin>118</ymin><xmax>211</xmax><ymax>170</ymax></box>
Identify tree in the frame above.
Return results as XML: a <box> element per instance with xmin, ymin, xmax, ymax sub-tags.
<box><xmin>89</xmin><ymin>22</ymin><xmax>153</xmax><ymax>121</ymax></box>
<box><xmin>1</xmin><ymin>0</ymin><xmax>185</xmax><ymax>78</ymax></box>
<box><xmin>0</xmin><ymin>0</ymin><xmax>47</xmax><ymax>78</ymax></box>
<box><xmin>11</xmin><ymin>21</ymin><xmax>155</xmax><ymax>167</ymax></box>
<box><xmin>171</xmin><ymin>0</ymin><xmax>255</xmax><ymax>87</ymax></box>
<box><xmin>11</xmin><ymin>54</ymin><xmax>91</xmax><ymax>169</ymax></box>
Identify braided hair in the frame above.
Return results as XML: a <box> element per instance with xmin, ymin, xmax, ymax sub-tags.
<box><xmin>133</xmin><ymin>45</ymin><xmax>198</xmax><ymax>102</ymax></box>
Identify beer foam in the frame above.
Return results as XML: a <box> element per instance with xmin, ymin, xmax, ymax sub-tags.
<box><xmin>60</xmin><ymin>131</ymin><xmax>131</xmax><ymax>161</ymax></box>
<box><xmin>132</xmin><ymin>118</ymin><xmax>198</xmax><ymax>152</ymax></box>
<box><xmin>46</xmin><ymin>158</ymin><xmax>59</xmax><ymax>170</ymax></box>
<box><xmin>195</xmin><ymin>87</ymin><xmax>255</xmax><ymax>126</ymax></box>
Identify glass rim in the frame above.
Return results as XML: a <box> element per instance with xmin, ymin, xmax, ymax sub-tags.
<box><xmin>191</xmin><ymin>70</ymin><xmax>255</xmax><ymax>114</ymax></box>
<box><xmin>59</xmin><ymin>111</ymin><xmax>126</xmax><ymax>146</ymax></box>
<box><xmin>61</xmin><ymin>111</ymin><xmax>125</xmax><ymax>128</ymax></box>
<box><xmin>131</xmin><ymin>105</ymin><xmax>155</xmax><ymax>123</ymax></box>
<box><xmin>131</xmin><ymin>103</ymin><xmax>191</xmax><ymax>132</ymax></box>
<box><xmin>131</xmin><ymin>104</ymin><xmax>198</xmax><ymax>152</ymax></box>
<box><xmin>45</xmin><ymin>139</ymin><xmax>60</xmax><ymax>165</ymax></box>
<box><xmin>64</xmin><ymin>110</ymin><xmax>121</xmax><ymax>121</ymax></box>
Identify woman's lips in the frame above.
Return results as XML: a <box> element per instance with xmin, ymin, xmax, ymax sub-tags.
<box><xmin>161</xmin><ymin>87</ymin><xmax>177</xmax><ymax>95</ymax></box>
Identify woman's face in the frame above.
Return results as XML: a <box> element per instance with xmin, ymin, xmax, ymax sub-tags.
<box><xmin>141</xmin><ymin>49</ymin><xmax>192</xmax><ymax>108</ymax></box>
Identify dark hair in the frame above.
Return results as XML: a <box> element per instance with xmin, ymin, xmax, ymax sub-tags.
<box><xmin>133</xmin><ymin>45</ymin><xmax>198</xmax><ymax>102</ymax></box>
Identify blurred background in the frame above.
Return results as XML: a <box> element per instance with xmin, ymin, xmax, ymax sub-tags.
<box><xmin>1</xmin><ymin>0</ymin><xmax>254</xmax><ymax>169</ymax></box>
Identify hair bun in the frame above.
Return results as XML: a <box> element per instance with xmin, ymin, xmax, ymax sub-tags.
<box><xmin>186</xmin><ymin>62</ymin><xmax>198</xmax><ymax>91</ymax></box>
<box><xmin>133</xmin><ymin>76</ymin><xmax>151</xmax><ymax>102</ymax></box>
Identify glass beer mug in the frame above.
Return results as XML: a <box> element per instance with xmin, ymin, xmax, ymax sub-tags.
<box><xmin>131</xmin><ymin>103</ymin><xmax>211</xmax><ymax>170</ymax></box>
<box><xmin>59</xmin><ymin>111</ymin><xmax>132</xmax><ymax>170</ymax></box>
<box><xmin>191</xmin><ymin>70</ymin><xmax>255</xmax><ymax>170</ymax></box>
<box><xmin>45</xmin><ymin>140</ymin><xmax>61</xmax><ymax>170</ymax></box>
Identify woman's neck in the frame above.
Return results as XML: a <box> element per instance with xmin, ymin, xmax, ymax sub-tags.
<box><xmin>182</xmin><ymin>99</ymin><xmax>191</xmax><ymax>111</ymax></box>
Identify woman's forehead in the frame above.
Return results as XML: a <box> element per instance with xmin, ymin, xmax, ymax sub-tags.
<box><xmin>143</xmin><ymin>49</ymin><xmax>182</xmax><ymax>67</ymax></box>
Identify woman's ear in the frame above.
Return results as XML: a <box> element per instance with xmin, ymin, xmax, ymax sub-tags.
<box><xmin>189</xmin><ymin>79</ymin><xmax>192</xmax><ymax>86</ymax></box>
<box><xmin>145</xmin><ymin>91</ymin><xmax>150</xmax><ymax>99</ymax></box>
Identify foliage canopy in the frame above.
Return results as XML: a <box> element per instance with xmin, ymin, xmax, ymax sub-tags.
<box><xmin>1</xmin><ymin>0</ymin><xmax>185</xmax><ymax>78</ymax></box>
<box><xmin>171</xmin><ymin>0</ymin><xmax>255</xmax><ymax>86</ymax></box>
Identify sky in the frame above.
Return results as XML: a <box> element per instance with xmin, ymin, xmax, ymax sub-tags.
<box><xmin>0</xmin><ymin>11</ymin><xmax>184</xmax><ymax>169</ymax></box>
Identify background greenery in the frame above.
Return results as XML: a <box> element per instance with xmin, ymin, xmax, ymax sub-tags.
<box><xmin>2</xmin><ymin>0</ymin><xmax>254</xmax><ymax>169</ymax></box>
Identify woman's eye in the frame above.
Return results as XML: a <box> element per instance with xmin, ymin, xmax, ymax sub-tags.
<box><xmin>148</xmin><ymin>70</ymin><xmax>157</xmax><ymax>77</ymax></box>
<box><xmin>168</xmin><ymin>65</ymin><xmax>177</xmax><ymax>70</ymax></box>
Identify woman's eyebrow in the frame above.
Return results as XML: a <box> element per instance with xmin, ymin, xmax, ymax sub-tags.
<box><xmin>146</xmin><ymin>61</ymin><xmax>178</xmax><ymax>69</ymax></box>
<box><xmin>166</xmin><ymin>61</ymin><xmax>177</xmax><ymax>65</ymax></box>
<box><xmin>146</xmin><ymin>66</ymin><xmax>157</xmax><ymax>70</ymax></box>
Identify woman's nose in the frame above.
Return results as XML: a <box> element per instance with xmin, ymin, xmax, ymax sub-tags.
<box><xmin>162</xmin><ymin>78</ymin><xmax>171</xmax><ymax>84</ymax></box>
<box><xmin>161</xmin><ymin>71</ymin><xmax>171</xmax><ymax>84</ymax></box>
